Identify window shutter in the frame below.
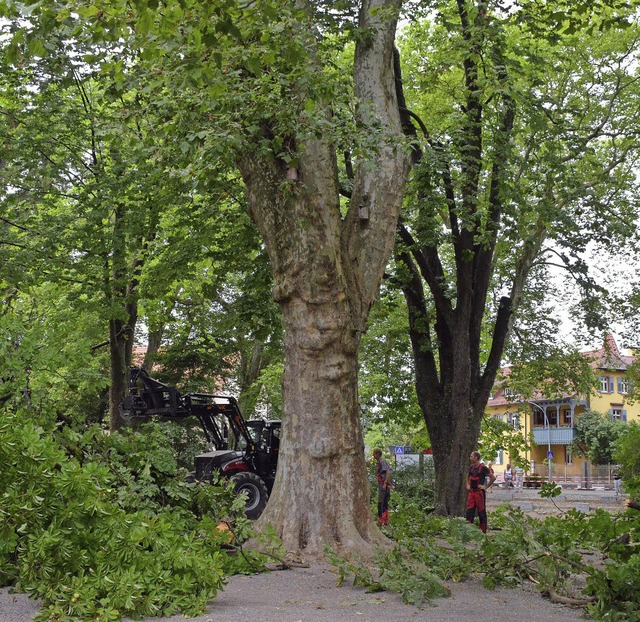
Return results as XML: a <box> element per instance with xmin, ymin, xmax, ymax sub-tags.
<box><xmin>609</xmin><ymin>376</ymin><xmax>615</xmax><ymax>393</ymax></box>
<box><xmin>622</xmin><ymin>410</ymin><xmax>628</xmax><ymax>422</ymax></box>
<box><xmin>618</xmin><ymin>377</ymin><xmax>623</xmax><ymax>393</ymax></box>
<box><xmin>608</xmin><ymin>409</ymin><xmax>614</xmax><ymax>420</ymax></box>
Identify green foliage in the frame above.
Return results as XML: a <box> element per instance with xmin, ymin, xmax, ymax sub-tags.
<box><xmin>364</xmin><ymin>420</ymin><xmax>428</xmax><ymax>455</ymax></box>
<box><xmin>326</xmin><ymin>545</ymin><xmax>451</xmax><ymax>608</ymax></box>
<box><xmin>505</xmin><ymin>349</ymin><xmax>596</xmax><ymax>402</ymax></box>
<box><xmin>250</xmin><ymin>359</ymin><xmax>285</xmax><ymax>420</ymax></box>
<box><xmin>572</xmin><ymin>409</ymin><xmax>628</xmax><ymax>465</ymax></box>
<box><xmin>389</xmin><ymin>461</ymin><xmax>436</xmax><ymax>514</ymax></box>
<box><xmin>0</xmin><ymin>283</ymin><xmax>109</xmax><ymax>421</ymax></box>
<box><xmin>0</xmin><ymin>407</ymin><xmax>269</xmax><ymax>621</ymax></box>
<box><xmin>613</xmin><ymin>421</ymin><xmax>640</xmax><ymax>499</ymax></box>
<box><xmin>359</xmin><ymin>284</ymin><xmax>421</xmax><ymax>426</ymax></box>
<box><xmin>538</xmin><ymin>481</ymin><xmax>562</xmax><ymax>499</ymax></box>
<box><xmin>479</xmin><ymin>413</ymin><xmax>531</xmax><ymax>470</ymax></box>
<box><xmin>330</xmin><ymin>483</ymin><xmax>640</xmax><ymax>621</ymax></box>
<box><xmin>63</xmin><ymin>421</ymin><xmax>216</xmax><ymax>514</ymax></box>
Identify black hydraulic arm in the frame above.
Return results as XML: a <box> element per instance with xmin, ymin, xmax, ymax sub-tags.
<box><xmin>186</xmin><ymin>393</ymin><xmax>256</xmax><ymax>454</ymax></box>
<box><xmin>120</xmin><ymin>366</ymin><xmax>255</xmax><ymax>453</ymax></box>
<box><xmin>121</xmin><ymin>366</ymin><xmax>228</xmax><ymax>449</ymax></box>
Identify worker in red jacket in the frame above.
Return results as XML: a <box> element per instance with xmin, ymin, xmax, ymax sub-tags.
<box><xmin>466</xmin><ymin>451</ymin><xmax>496</xmax><ymax>533</ymax></box>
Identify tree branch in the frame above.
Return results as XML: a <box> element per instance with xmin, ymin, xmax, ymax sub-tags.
<box><xmin>397</xmin><ymin>223</ymin><xmax>454</xmax><ymax>328</ymax></box>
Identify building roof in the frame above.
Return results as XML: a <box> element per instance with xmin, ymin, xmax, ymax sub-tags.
<box><xmin>487</xmin><ymin>333</ymin><xmax>636</xmax><ymax>407</ymax></box>
<box><xmin>582</xmin><ymin>333</ymin><xmax>634</xmax><ymax>372</ymax></box>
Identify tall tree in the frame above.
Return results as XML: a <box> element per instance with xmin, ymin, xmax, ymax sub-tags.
<box><xmin>394</xmin><ymin>1</ymin><xmax>640</xmax><ymax>514</ymax></box>
<box><xmin>1</xmin><ymin>0</ymin><xmax>412</xmax><ymax>557</ymax></box>
<box><xmin>235</xmin><ymin>0</ymin><xmax>411</xmax><ymax>556</ymax></box>
<box><xmin>0</xmin><ymin>40</ymin><xmax>212</xmax><ymax>429</ymax></box>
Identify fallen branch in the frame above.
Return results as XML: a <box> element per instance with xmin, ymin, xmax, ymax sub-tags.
<box><xmin>546</xmin><ymin>589</ymin><xmax>596</xmax><ymax>607</ymax></box>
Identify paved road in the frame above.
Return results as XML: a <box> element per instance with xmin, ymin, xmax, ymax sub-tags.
<box><xmin>1</xmin><ymin>565</ymin><xmax>587</xmax><ymax>622</ymax></box>
<box><xmin>486</xmin><ymin>485</ymin><xmax>628</xmax><ymax>516</ymax></box>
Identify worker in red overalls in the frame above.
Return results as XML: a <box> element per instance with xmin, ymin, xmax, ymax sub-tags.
<box><xmin>373</xmin><ymin>448</ymin><xmax>392</xmax><ymax>526</ymax></box>
<box><xmin>466</xmin><ymin>451</ymin><xmax>496</xmax><ymax>533</ymax></box>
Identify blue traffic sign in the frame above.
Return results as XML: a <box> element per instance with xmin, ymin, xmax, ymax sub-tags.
<box><xmin>547</xmin><ymin>450</ymin><xmax>554</xmax><ymax>460</ymax></box>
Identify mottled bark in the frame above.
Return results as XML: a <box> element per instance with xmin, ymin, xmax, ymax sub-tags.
<box><xmin>238</xmin><ymin>0</ymin><xmax>410</xmax><ymax>558</ymax></box>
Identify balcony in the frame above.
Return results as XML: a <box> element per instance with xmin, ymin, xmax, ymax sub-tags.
<box><xmin>532</xmin><ymin>426</ymin><xmax>577</xmax><ymax>446</ymax></box>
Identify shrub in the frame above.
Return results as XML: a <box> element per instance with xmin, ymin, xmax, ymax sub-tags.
<box><xmin>391</xmin><ymin>460</ymin><xmax>435</xmax><ymax>512</ymax></box>
<box><xmin>613</xmin><ymin>421</ymin><xmax>640</xmax><ymax>499</ymax></box>
<box><xmin>0</xmin><ymin>407</ymin><xmax>263</xmax><ymax>621</ymax></box>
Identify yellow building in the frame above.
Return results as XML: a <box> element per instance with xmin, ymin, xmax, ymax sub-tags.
<box><xmin>486</xmin><ymin>334</ymin><xmax>639</xmax><ymax>484</ymax></box>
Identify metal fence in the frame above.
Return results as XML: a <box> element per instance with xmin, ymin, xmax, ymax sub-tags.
<box><xmin>528</xmin><ymin>461</ymin><xmax>620</xmax><ymax>488</ymax></box>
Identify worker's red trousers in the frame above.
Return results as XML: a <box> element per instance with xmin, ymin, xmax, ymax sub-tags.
<box><xmin>466</xmin><ymin>490</ymin><xmax>487</xmax><ymax>533</ymax></box>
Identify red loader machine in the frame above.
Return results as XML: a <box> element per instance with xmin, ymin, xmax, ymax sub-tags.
<box><xmin>120</xmin><ymin>366</ymin><xmax>280</xmax><ymax>519</ymax></box>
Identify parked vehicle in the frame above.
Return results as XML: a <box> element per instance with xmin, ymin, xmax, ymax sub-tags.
<box><xmin>120</xmin><ymin>366</ymin><xmax>280</xmax><ymax>518</ymax></box>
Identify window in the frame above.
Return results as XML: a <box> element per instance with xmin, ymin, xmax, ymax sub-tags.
<box><xmin>503</xmin><ymin>387</ymin><xmax>516</xmax><ymax>398</ymax></box>
<box><xmin>610</xmin><ymin>409</ymin><xmax>628</xmax><ymax>422</ymax></box>
<box><xmin>598</xmin><ymin>376</ymin><xmax>614</xmax><ymax>393</ymax></box>
<box><xmin>547</xmin><ymin>408</ymin><xmax>558</xmax><ymax>426</ymax></box>
<box><xmin>565</xmin><ymin>446</ymin><xmax>573</xmax><ymax>465</ymax></box>
<box><xmin>618</xmin><ymin>378</ymin><xmax>629</xmax><ymax>394</ymax></box>
<box><xmin>493</xmin><ymin>413</ymin><xmax>503</xmax><ymax>422</ymax></box>
<box><xmin>533</xmin><ymin>410</ymin><xmax>545</xmax><ymax>426</ymax></box>
<box><xmin>507</xmin><ymin>413</ymin><xmax>521</xmax><ymax>430</ymax></box>
<box><xmin>494</xmin><ymin>450</ymin><xmax>504</xmax><ymax>465</ymax></box>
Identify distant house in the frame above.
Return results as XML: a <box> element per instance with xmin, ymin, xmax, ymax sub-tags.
<box><xmin>486</xmin><ymin>334</ymin><xmax>638</xmax><ymax>483</ymax></box>
<box><xmin>132</xmin><ymin>345</ymin><xmax>147</xmax><ymax>366</ymax></box>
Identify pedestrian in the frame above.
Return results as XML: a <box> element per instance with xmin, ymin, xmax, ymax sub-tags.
<box><xmin>466</xmin><ymin>451</ymin><xmax>496</xmax><ymax>534</ymax></box>
<box><xmin>613</xmin><ymin>468</ymin><xmax>622</xmax><ymax>496</ymax></box>
<box><xmin>515</xmin><ymin>465</ymin><xmax>524</xmax><ymax>490</ymax></box>
<box><xmin>487</xmin><ymin>462</ymin><xmax>495</xmax><ymax>492</ymax></box>
<box><xmin>504</xmin><ymin>463</ymin><xmax>514</xmax><ymax>488</ymax></box>
<box><xmin>373</xmin><ymin>448</ymin><xmax>392</xmax><ymax>526</ymax></box>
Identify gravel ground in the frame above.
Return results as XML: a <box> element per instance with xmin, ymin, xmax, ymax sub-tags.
<box><xmin>1</xmin><ymin>564</ymin><xmax>588</xmax><ymax>622</ymax></box>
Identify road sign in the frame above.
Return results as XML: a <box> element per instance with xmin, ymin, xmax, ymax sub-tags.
<box><xmin>395</xmin><ymin>446</ymin><xmax>405</xmax><ymax>455</ymax></box>
<box><xmin>547</xmin><ymin>450</ymin><xmax>554</xmax><ymax>460</ymax></box>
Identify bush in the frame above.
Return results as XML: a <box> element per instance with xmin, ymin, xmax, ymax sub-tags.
<box><xmin>613</xmin><ymin>421</ymin><xmax>640</xmax><ymax>499</ymax></box>
<box><xmin>0</xmin><ymin>407</ymin><xmax>265</xmax><ymax>621</ymax></box>
<box><xmin>391</xmin><ymin>460</ymin><xmax>435</xmax><ymax>512</ymax></box>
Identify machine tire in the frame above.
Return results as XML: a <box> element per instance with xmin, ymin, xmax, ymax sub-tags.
<box><xmin>231</xmin><ymin>472</ymin><xmax>269</xmax><ymax>520</ymax></box>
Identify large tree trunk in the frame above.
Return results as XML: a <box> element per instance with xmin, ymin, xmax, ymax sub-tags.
<box><xmin>410</xmin><ymin>312</ymin><xmax>486</xmax><ymax>515</ymax></box>
<box><xmin>392</xmin><ymin>0</ymin><xmax>521</xmax><ymax>517</ymax></box>
<box><xmin>238</xmin><ymin>0</ymin><xmax>409</xmax><ymax>558</ymax></box>
<box><xmin>259</xmin><ymin>300</ymin><xmax>385</xmax><ymax>557</ymax></box>
<box><xmin>421</xmin><ymin>395</ymin><xmax>484</xmax><ymax>516</ymax></box>
<box><xmin>399</xmin><ymin>243</ymin><xmax>504</xmax><ymax>516</ymax></box>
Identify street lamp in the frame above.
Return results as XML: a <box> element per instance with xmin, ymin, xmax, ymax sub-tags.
<box><xmin>529</xmin><ymin>401</ymin><xmax>552</xmax><ymax>483</ymax></box>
